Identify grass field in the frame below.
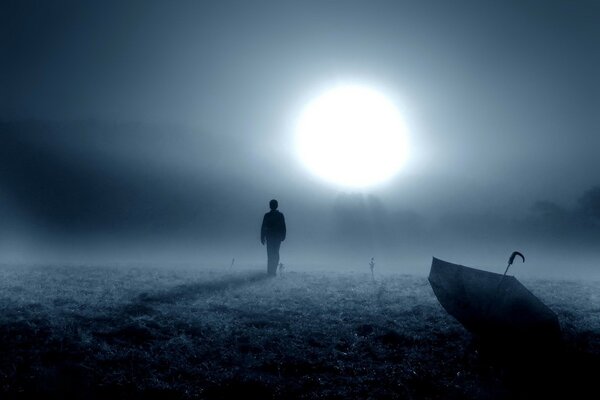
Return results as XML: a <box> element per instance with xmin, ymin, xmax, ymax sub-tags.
<box><xmin>0</xmin><ymin>264</ymin><xmax>598</xmax><ymax>399</ymax></box>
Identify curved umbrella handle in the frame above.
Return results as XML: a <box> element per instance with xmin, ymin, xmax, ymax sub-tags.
<box><xmin>504</xmin><ymin>251</ymin><xmax>525</xmax><ymax>276</ymax></box>
<box><xmin>508</xmin><ymin>251</ymin><xmax>525</xmax><ymax>266</ymax></box>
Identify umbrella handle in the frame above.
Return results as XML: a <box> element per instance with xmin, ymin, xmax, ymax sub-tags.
<box><xmin>504</xmin><ymin>251</ymin><xmax>525</xmax><ymax>277</ymax></box>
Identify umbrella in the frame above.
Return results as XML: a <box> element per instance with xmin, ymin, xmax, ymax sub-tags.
<box><xmin>428</xmin><ymin>256</ymin><xmax>560</xmax><ymax>343</ymax></box>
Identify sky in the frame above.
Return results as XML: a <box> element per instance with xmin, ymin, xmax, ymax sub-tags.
<box><xmin>1</xmin><ymin>0</ymin><xmax>599</xmax><ymax>276</ymax></box>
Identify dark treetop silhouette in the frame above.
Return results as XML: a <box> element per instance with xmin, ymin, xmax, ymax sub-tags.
<box><xmin>261</xmin><ymin>199</ymin><xmax>286</xmax><ymax>276</ymax></box>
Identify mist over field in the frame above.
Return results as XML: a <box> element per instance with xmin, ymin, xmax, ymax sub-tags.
<box><xmin>1</xmin><ymin>120</ymin><xmax>599</xmax><ymax>278</ymax></box>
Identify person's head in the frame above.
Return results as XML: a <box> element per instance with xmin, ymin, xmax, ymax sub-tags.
<box><xmin>269</xmin><ymin>199</ymin><xmax>278</xmax><ymax>210</ymax></box>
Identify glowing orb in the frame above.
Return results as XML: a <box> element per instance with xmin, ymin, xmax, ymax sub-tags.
<box><xmin>295</xmin><ymin>84</ymin><xmax>408</xmax><ymax>188</ymax></box>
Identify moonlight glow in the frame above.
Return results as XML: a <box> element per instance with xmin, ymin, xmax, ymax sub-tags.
<box><xmin>295</xmin><ymin>85</ymin><xmax>408</xmax><ymax>188</ymax></box>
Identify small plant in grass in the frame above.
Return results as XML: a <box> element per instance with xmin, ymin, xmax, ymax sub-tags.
<box><xmin>230</xmin><ymin>258</ymin><xmax>235</xmax><ymax>269</ymax></box>
<box><xmin>369</xmin><ymin>258</ymin><xmax>375</xmax><ymax>282</ymax></box>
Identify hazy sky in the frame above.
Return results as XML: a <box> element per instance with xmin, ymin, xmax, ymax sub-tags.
<box><xmin>1</xmin><ymin>1</ymin><xmax>599</xmax><ymax>273</ymax></box>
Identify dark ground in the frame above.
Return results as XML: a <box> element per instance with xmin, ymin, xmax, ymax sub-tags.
<box><xmin>0</xmin><ymin>264</ymin><xmax>598</xmax><ymax>399</ymax></box>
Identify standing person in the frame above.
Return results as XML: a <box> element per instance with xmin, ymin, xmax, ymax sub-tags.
<box><xmin>261</xmin><ymin>199</ymin><xmax>286</xmax><ymax>276</ymax></box>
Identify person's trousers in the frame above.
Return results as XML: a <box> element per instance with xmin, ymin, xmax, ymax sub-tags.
<box><xmin>266</xmin><ymin>239</ymin><xmax>281</xmax><ymax>275</ymax></box>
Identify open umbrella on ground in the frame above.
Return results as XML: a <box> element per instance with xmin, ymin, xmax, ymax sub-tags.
<box><xmin>428</xmin><ymin>254</ymin><xmax>560</xmax><ymax>344</ymax></box>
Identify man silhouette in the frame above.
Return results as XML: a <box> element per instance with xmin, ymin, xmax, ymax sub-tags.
<box><xmin>261</xmin><ymin>199</ymin><xmax>286</xmax><ymax>276</ymax></box>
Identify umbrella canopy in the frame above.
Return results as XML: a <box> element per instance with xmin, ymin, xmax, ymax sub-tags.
<box><xmin>429</xmin><ymin>257</ymin><xmax>560</xmax><ymax>342</ymax></box>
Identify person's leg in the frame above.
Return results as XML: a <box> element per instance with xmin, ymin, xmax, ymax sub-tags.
<box><xmin>266</xmin><ymin>240</ymin><xmax>276</xmax><ymax>275</ymax></box>
<box><xmin>272</xmin><ymin>240</ymin><xmax>280</xmax><ymax>272</ymax></box>
<box><xmin>266</xmin><ymin>240</ymin><xmax>281</xmax><ymax>276</ymax></box>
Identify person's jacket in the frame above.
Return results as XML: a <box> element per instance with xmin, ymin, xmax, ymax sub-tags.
<box><xmin>261</xmin><ymin>210</ymin><xmax>286</xmax><ymax>242</ymax></box>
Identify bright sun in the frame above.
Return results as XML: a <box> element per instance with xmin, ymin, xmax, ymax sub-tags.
<box><xmin>295</xmin><ymin>84</ymin><xmax>408</xmax><ymax>188</ymax></box>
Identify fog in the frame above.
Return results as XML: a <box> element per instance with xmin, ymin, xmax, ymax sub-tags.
<box><xmin>2</xmin><ymin>1</ymin><xmax>599</xmax><ymax>278</ymax></box>
<box><xmin>1</xmin><ymin>121</ymin><xmax>598</xmax><ymax>278</ymax></box>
